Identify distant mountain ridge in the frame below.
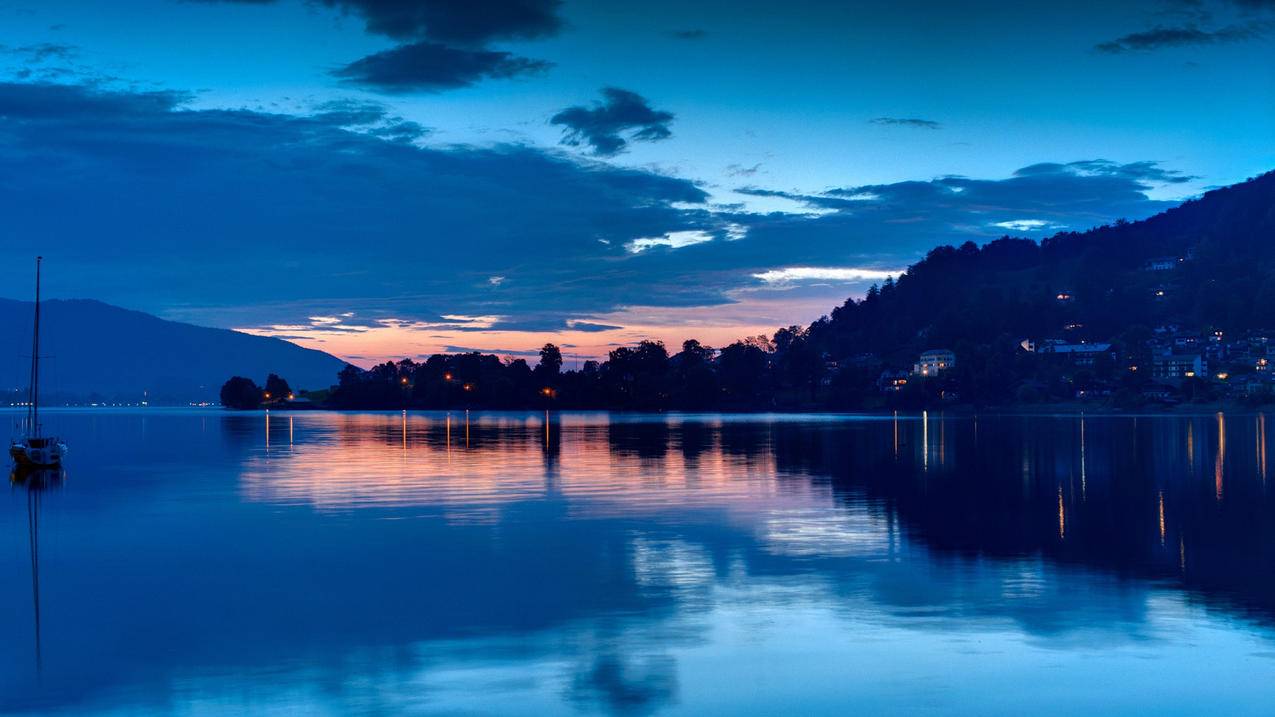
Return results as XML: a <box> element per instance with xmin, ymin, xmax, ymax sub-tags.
<box><xmin>0</xmin><ymin>298</ymin><xmax>347</xmax><ymax>403</ymax></box>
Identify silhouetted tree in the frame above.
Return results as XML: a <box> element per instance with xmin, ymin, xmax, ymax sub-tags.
<box><xmin>220</xmin><ymin>376</ymin><xmax>262</xmax><ymax>410</ymax></box>
<box><xmin>538</xmin><ymin>343</ymin><xmax>563</xmax><ymax>375</ymax></box>
<box><xmin>264</xmin><ymin>373</ymin><xmax>291</xmax><ymax>401</ymax></box>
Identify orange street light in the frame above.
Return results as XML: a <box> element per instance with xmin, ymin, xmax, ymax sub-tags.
<box><xmin>443</xmin><ymin>372</ymin><xmax>453</xmax><ymax>381</ymax></box>
<box><xmin>263</xmin><ymin>392</ymin><xmax>272</xmax><ymax>399</ymax></box>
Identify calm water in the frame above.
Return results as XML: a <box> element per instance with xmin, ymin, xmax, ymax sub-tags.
<box><xmin>3</xmin><ymin>409</ymin><xmax>1275</xmax><ymax>715</ymax></box>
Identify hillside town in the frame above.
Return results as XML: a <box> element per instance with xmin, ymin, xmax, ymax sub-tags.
<box><xmin>870</xmin><ymin>324</ymin><xmax>1275</xmax><ymax>407</ymax></box>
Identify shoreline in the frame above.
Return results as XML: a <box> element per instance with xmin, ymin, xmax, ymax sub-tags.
<box><xmin>17</xmin><ymin>403</ymin><xmax>1271</xmax><ymax>417</ymax></box>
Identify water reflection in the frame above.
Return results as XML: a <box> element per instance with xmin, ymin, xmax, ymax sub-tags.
<box><xmin>2</xmin><ymin>410</ymin><xmax>1275</xmax><ymax>716</ymax></box>
<box><xmin>10</xmin><ymin>466</ymin><xmax>62</xmax><ymax>675</ymax></box>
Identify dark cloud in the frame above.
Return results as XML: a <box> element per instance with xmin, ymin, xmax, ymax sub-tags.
<box><xmin>194</xmin><ymin>0</ymin><xmax>564</xmax><ymax>44</ymax></box>
<box><xmin>311</xmin><ymin>98</ymin><xmax>390</xmax><ymax>125</ymax></box>
<box><xmin>198</xmin><ymin>1</ymin><xmax>563</xmax><ymax>92</ymax></box>
<box><xmin>0</xmin><ymin>81</ymin><xmax>1189</xmax><ymax>342</ymax></box>
<box><xmin>442</xmin><ymin>345</ymin><xmax>542</xmax><ymax>356</ymax></box>
<box><xmin>551</xmin><ymin>87</ymin><xmax>674</xmax><ymax>156</ymax></box>
<box><xmin>668</xmin><ymin>159</ymin><xmax>1186</xmax><ymax>294</ymax></box>
<box><xmin>1</xmin><ymin>42</ymin><xmax>78</xmax><ymax>62</ymax></box>
<box><xmin>319</xmin><ymin>0</ymin><xmax>563</xmax><ymax>44</ymax></box>
<box><xmin>670</xmin><ymin>29</ymin><xmax>708</xmax><ymax>40</ymax></box>
<box><xmin>0</xmin><ymin>80</ymin><xmax>714</xmax><ymax>331</ymax></box>
<box><xmin>1015</xmin><ymin>159</ymin><xmax>1195</xmax><ymax>184</ymax></box>
<box><xmin>0</xmin><ymin>81</ymin><xmax>190</xmax><ymax>118</ymax></box>
<box><xmin>311</xmin><ymin>98</ymin><xmax>429</xmax><ymax>139</ymax></box>
<box><xmin>332</xmin><ymin>41</ymin><xmax>550</xmax><ymax>92</ymax></box>
<box><xmin>1095</xmin><ymin>22</ymin><xmax>1267</xmax><ymax>52</ymax></box>
<box><xmin>735</xmin><ymin>186</ymin><xmax>864</xmax><ymax>210</ymax></box>
<box><xmin>725</xmin><ymin>163</ymin><xmax>761</xmax><ymax>177</ymax></box>
<box><xmin>870</xmin><ymin>117</ymin><xmax>942</xmax><ymax>130</ymax></box>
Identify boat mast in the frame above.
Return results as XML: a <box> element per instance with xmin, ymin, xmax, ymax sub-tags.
<box><xmin>27</xmin><ymin>256</ymin><xmax>41</xmax><ymax>437</ymax></box>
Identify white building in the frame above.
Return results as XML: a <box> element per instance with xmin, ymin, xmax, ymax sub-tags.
<box><xmin>913</xmin><ymin>349</ymin><xmax>956</xmax><ymax>377</ymax></box>
<box><xmin>1037</xmin><ymin>342</ymin><xmax>1113</xmax><ymax>366</ymax></box>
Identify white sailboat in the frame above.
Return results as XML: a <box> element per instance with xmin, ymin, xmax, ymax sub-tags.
<box><xmin>10</xmin><ymin>257</ymin><xmax>66</xmax><ymax>468</ymax></box>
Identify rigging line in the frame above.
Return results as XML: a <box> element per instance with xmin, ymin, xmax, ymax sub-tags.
<box><xmin>28</xmin><ymin>257</ymin><xmax>42</xmax><ymax>436</ymax></box>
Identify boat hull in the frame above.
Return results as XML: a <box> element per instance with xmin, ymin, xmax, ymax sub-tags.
<box><xmin>10</xmin><ymin>442</ymin><xmax>66</xmax><ymax>468</ymax></box>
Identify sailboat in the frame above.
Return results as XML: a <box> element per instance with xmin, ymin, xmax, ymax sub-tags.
<box><xmin>10</xmin><ymin>257</ymin><xmax>67</xmax><ymax>467</ymax></box>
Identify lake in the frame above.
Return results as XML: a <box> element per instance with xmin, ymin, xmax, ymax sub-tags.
<box><xmin>3</xmin><ymin>409</ymin><xmax>1274</xmax><ymax>715</ymax></box>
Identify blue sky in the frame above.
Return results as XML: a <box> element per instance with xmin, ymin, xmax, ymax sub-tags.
<box><xmin>0</xmin><ymin>0</ymin><xmax>1271</xmax><ymax>363</ymax></box>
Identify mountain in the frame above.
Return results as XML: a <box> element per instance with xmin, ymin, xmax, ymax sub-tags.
<box><xmin>0</xmin><ymin>299</ymin><xmax>347</xmax><ymax>404</ymax></box>
<box><xmin>797</xmin><ymin>169</ymin><xmax>1275</xmax><ymax>404</ymax></box>
<box><xmin>813</xmin><ymin>170</ymin><xmax>1275</xmax><ymax>357</ymax></box>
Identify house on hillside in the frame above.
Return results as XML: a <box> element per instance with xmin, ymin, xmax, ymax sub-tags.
<box><xmin>1152</xmin><ymin>353</ymin><xmax>1207</xmax><ymax>380</ymax></box>
<box><xmin>820</xmin><ymin>353</ymin><xmax>840</xmax><ymax>387</ymax></box>
<box><xmin>912</xmin><ymin>349</ymin><xmax>955</xmax><ymax>377</ymax></box>
<box><xmin>877</xmin><ymin>370</ymin><xmax>910</xmax><ymax>393</ymax></box>
<box><xmin>1173</xmin><ymin>334</ymin><xmax>1201</xmax><ymax>350</ymax></box>
<box><xmin>1037</xmin><ymin>342</ymin><xmax>1113</xmax><ymax>367</ymax></box>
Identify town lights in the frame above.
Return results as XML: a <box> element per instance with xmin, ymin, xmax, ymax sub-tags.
<box><xmin>463</xmin><ymin>383</ymin><xmax>474</xmax><ymax>392</ymax></box>
<box><xmin>400</xmin><ymin>377</ymin><xmax>408</xmax><ymax>385</ymax></box>
<box><xmin>443</xmin><ymin>372</ymin><xmax>453</xmax><ymax>381</ymax></box>
<box><xmin>263</xmin><ymin>392</ymin><xmax>272</xmax><ymax>399</ymax></box>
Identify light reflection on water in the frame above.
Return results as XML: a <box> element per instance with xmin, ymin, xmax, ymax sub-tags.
<box><xmin>2</xmin><ymin>409</ymin><xmax>1275</xmax><ymax>716</ymax></box>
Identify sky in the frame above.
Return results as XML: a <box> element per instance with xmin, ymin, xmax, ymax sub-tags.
<box><xmin>0</xmin><ymin>0</ymin><xmax>1271</xmax><ymax>366</ymax></box>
